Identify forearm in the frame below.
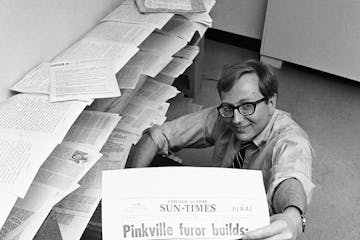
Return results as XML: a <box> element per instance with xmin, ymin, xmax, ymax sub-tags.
<box><xmin>125</xmin><ymin>133</ymin><xmax>159</xmax><ymax>168</ymax></box>
<box><xmin>272</xmin><ymin>178</ymin><xmax>307</xmax><ymax>215</ymax></box>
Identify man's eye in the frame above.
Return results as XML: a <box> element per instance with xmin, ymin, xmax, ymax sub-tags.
<box><xmin>242</xmin><ymin>104</ymin><xmax>253</xmax><ymax>110</ymax></box>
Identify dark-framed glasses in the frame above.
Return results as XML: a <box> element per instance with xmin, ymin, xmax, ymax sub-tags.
<box><xmin>217</xmin><ymin>98</ymin><xmax>266</xmax><ymax>118</ymax></box>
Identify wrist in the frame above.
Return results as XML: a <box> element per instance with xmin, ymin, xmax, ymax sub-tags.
<box><xmin>283</xmin><ymin>206</ymin><xmax>306</xmax><ymax>233</ymax></box>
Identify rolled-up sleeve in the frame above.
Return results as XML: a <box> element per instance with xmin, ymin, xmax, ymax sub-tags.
<box><xmin>267</xmin><ymin>134</ymin><xmax>315</xmax><ymax>206</ymax></box>
<box><xmin>144</xmin><ymin>107</ymin><xmax>219</xmax><ymax>155</ymax></box>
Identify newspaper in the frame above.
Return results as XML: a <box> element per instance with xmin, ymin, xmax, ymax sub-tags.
<box><xmin>102</xmin><ymin>167</ymin><xmax>270</xmax><ymax>240</ymax></box>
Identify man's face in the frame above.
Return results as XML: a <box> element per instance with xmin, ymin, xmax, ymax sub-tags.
<box><xmin>220</xmin><ymin>73</ymin><xmax>276</xmax><ymax>142</ymax></box>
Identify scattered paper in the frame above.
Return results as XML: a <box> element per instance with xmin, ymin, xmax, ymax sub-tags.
<box><xmin>10</xmin><ymin>63</ymin><xmax>50</xmax><ymax>95</ymax></box>
<box><xmin>127</xmin><ymin>51</ymin><xmax>173</xmax><ymax>78</ymax></box>
<box><xmin>54</xmin><ymin>38</ymin><xmax>138</xmax><ymax>73</ymax></box>
<box><xmin>86</xmin><ymin>21</ymin><xmax>154</xmax><ymax>47</ymax></box>
<box><xmin>49</xmin><ymin>60</ymin><xmax>120</xmax><ymax>102</ymax></box>
<box><xmin>135</xmin><ymin>77</ymin><xmax>179</xmax><ymax>102</ymax></box>
<box><xmin>63</xmin><ymin>110</ymin><xmax>121</xmax><ymax>152</ymax></box>
<box><xmin>116</xmin><ymin>65</ymin><xmax>142</xmax><ymax>89</ymax></box>
<box><xmin>160</xmin><ymin>57</ymin><xmax>193</xmax><ymax>78</ymax></box>
<box><xmin>0</xmin><ymin>192</ymin><xmax>17</xmax><ymax>230</ymax></box>
<box><xmin>162</xmin><ymin>15</ymin><xmax>198</xmax><ymax>42</ymax></box>
<box><xmin>139</xmin><ymin>31</ymin><xmax>187</xmax><ymax>57</ymax></box>
<box><xmin>101</xmin><ymin>0</ymin><xmax>174</xmax><ymax>29</ymax></box>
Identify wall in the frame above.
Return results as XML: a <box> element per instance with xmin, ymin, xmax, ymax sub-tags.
<box><xmin>211</xmin><ymin>0</ymin><xmax>268</xmax><ymax>39</ymax></box>
<box><xmin>0</xmin><ymin>0</ymin><xmax>123</xmax><ymax>101</ymax></box>
<box><xmin>261</xmin><ymin>0</ymin><xmax>360</xmax><ymax>82</ymax></box>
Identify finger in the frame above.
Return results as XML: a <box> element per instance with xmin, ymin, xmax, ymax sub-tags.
<box><xmin>242</xmin><ymin>221</ymin><xmax>287</xmax><ymax>239</ymax></box>
<box><xmin>262</xmin><ymin>232</ymin><xmax>293</xmax><ymax>240</ymax></box>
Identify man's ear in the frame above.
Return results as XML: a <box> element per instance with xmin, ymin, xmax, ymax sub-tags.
<box><xmin>268</xmin><ymin>94</ymin><xmax>277</xmax><ymax>113</ymax></box>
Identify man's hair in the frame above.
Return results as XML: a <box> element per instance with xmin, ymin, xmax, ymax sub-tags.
<box><xmin>217</xmin><ymin>60</ymin><xmax>278</xmax><ymax>100</ymax></box>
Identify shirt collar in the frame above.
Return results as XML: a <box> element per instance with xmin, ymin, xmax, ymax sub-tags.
<box><xmin>252</xmin><ymin>109</ymin><xmax>280</xmax><ymax>147</ymax></box>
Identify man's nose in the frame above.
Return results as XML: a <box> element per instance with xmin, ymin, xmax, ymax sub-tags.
<box><xmin>232</xmin><ymin>110</ymin><xmax>244</xmax><ymax>124</ymax></box>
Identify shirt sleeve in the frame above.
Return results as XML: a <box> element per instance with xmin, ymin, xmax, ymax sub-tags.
<box><xmin>145</xmin><ymin>107</ymin><xmax>219</xmax><ymax>155</ymax></box>
<box><xmin>267</xmin><ymin>133</ymin><xmax>315</xmax><ymax>207</ymax></box>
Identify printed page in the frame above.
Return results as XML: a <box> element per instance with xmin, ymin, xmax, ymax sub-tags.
<box><xmin>135</xmin><ymin>77</ymin><xmax>179</xmax><ymax>102</ymax></box>
<box><xmin>10</xmin><ymin>63</ymin><xmax>50</xmax><ymax>94</ymax></box>
<box><xmin>127</xmin><ymin>51</ymin><xmax>173</xmax><ymax>78</ymax></box>
<box><xmin>116</xmin><ymin>113</ymin><xmax>166</xmax><ymax>135</ymax></box>
<box><xmin>86</xmin><ymin>21</ymin><xmax>154</xmax><ymax>47</ymax></box>
<box><xmin>0</xmin><ymin>182</ymin><xmax>78</xmax><ymax>240</ymax></box>
<box><xmin>63</xmin><ymin>110</ymin><xmax>121</xmax><ymax>152</ymax></box>
<box><xmin>161</xmin><ymin>57</ymin><xmax>193</xmax><ymax>78</ymax></box>
<box><xmin>100</xmin><ymin>128</ymin><xmax>140</xmax><ymax>166</ymax></box>
<box><xmin>145</xmin><ymin>0</ymin><xmax>192</xmax><ymax>10</ymax></box>
<box><xmin>131</xmin><ymin>95</ymin><xmax>170</xmax><ymax>115</ymax></box>
<box><xmin>49</xmin><ymin>60</ymin><xmax>121</xmax><ymax>102</ymax></box>
<box><xmin>0</xmin><ymin>192</ymin><xmax>17</xmax><ymax>230</ymax></box>
<box><xmin>116</xmin><ymin>65</ymin><xmax>142</xmax><ymax>89</ymax></box>
<box><xmin>0</xmin><ymin>93</ymin><xmax>87</xmax><ymax>141</ymax></box>
<box><xmin>181</xmin><ymin>0</ymin><xmax>215</xmax><ymax>26</ymax></box>
<box><xmin>162</xmin><ymin>15</ymin><xmax>197</xmax><ymax>42</ymax></box>
<box><xmin>53</xmin><ymin>38</ymin><xmax>138</xmax><ymax>73</ymax></box>
<box><xmin>102</xmin><ymin>0</ymin><xmax>173</xmax><ymax>29</ymax></box>
<box><xmin>0</xmin><ymin>134</ymin><xmax>57</xmax><ymax>198</ymax></box>
<box><xmin>174</xmin><ymin>45</ymin><xmax>200</xmax><ymax>61</ymax></box>
<box><xmin>102</xmin><ymin>167</ymin><xmax>270</xmax><ymax>240</ymax></box>
<box><xmin>33</xmin><ymin>144</ymin><xmax>102</xmax><ymax>192</ymax></box>
<box><xmin>152</xmin><ymin>74</ymin><xmax>176</xmax><ymax>85</ymax></box>
<box><xmin>139</xmin><ymin>31</ymin><xmax>187</xmax><ymax>57</ymax></box>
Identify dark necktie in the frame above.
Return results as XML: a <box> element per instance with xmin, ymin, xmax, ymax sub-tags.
<box><xmin>233</xmin><ymin>142</ymin><xmax>254</xmax><ymax>169</ymax></box>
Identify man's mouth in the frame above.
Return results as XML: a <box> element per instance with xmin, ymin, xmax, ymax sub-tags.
<box><xmin>235</xmin><ymin>124</ymin><xmax>250</xmax><ymax>131</ymax></box>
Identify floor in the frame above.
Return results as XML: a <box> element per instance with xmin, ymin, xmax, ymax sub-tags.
<box><xmin>177</xmin><ymin>38</ymin><xmax>360</xmax><ymax>240</ymax></box>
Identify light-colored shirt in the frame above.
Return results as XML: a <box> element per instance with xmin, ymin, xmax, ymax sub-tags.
<box><xmin>145</xmin><ymin>107</ymin><xmax>315</xmax><ymax>211</ymax></box>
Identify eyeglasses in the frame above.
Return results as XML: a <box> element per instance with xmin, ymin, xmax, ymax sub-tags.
<box><xmin>217</xmin><ymin>98</ymin><xmax>266</xmax><ymax>118</ymax></box>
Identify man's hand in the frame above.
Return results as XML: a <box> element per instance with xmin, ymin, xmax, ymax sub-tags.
<box><xmin>242</xmin><ymin>207</ymin><xmax>302</xmax><ymax>240</ymax></box>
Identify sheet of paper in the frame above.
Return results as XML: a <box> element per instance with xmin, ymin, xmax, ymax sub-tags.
<box><xmin>102</xmin><ymin>0</ymin><xmax>174</xmax><ymax>29</ymax></box>
<box><xmin>0</xmin><ymin>192</ymin><xmax>17</xmax><ymax>230</ymax></box>
<box><xmin>116</xmin><ymin>65</ymin><xmax>142</xmax><ymax>89</ymax></box>
<box><xmin>152</xmin><ymin>74</ymin><xmax>176</xmax><ymax>85</ymax></box>
<box><xmin>49</xmin><ymin>60</ymin><xmax>120</xmax><ymax>102</ymax></box>
<box><xmin>100</xmin><ymin>128</ymin><xmax>139</xmax><ymax>164</ymax></box>
<box><xmin>162</xmin><ymin>15</ymin><xmax>198</xmax><ymax>42</ymax></box>
<box><xmin>139</xmin><ymin>31</ymin><xmax>187</xmax><ymax>57</ymax></box>
<box><xmin>53</xmin><ymin>38</ymin><xmax>138</xmax><ymax>73</ymax></box>
<box><xmin>86</xmin><ymin>21</ymin><xmax>154</xmax><ymax>47</ymax></box>
<box><xmin>102</xmin><ymin>167</ymin><xmax>270</xmax><ymax>240</ymax></box>
<box><xmin>0</xmin><ymin>93</ymin><xmax>87</xmax><ymax>141</ymax></box>
<box><xmin>10</xmin><ymin>63</ymin><xmax>50</xmax><ymax>95</ymax></box>
<box><xmin>145</xmin><ymin>0</ymin><xmax>192</xmax><ymax>11</ymax></box>
<box><xmin>181</xmin><ymin>0</ymin><xmax>215</xmax><ymax>26</ymax></box>
<box><xmin>135</xmin><ymin>77</ymin><xmax>179</xmax><ymax>102</ymax></box>
<box><xmin>127</xmin><ymin>50</ymin><xmax>173</xmax><ymax>78</ymax></box>
<box><xmin>174</xmin><ymin>45</ymin><xmax>199</xmax><ymax>61</ymax></box>
<box><xmin>0</xmin><ymin>134</ymin><xmax>57</xmax><ymax>198</ymax></box>
<box><xmin>131</xmin><ymin>95</ymin><xmax>170</xmax><ymax>116</ymax></box>
<box><xmin>116</xmin><ymin>113</ymin><xmax>166</xmax><ymax>135</ymax></box>
<box><xmin>33</xmin><ymin>144</ymin><xmax>102</xmax><ymax>192</ymax></box>
<box><xmin>160</xmin><ymin>57</ymin><xmax>193</xmax><ymax>78</ymax></box>
<box><xmin>0</xmin><ymin>182</ymin><xmax>78</xmax><ymax>240</ymax></box>
<box><xmin>63</xmin><ymin>110</ymin><xmax>121</xmax><ymax>152</ymax></box>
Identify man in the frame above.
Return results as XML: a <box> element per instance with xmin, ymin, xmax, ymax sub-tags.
<box><xmin>126</xmin><ymin>60</ymin><xmax>315</xmax><ymax>240</ymax></box>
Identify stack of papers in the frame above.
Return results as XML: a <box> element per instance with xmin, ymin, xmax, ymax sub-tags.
<box><xmin>135</xmin><ymin>0</ymin><xmax>206</xmax><ymax>14</ymax></box>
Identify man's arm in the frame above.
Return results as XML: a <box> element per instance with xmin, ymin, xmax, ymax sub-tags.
<box><xmin>243</xmin><ymin>178</ymin><xmax>306</xmax><ymax>240</ymax></box>
<box><xmin>125</xmin><ymin>133</ymin><xmax>158</xmax><ymax>168</ymax></box>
